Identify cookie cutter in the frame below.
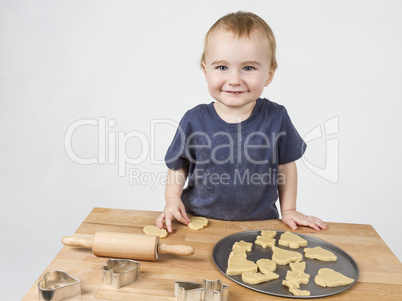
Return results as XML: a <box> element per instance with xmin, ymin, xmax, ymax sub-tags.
<box><xmin>38</xmin><ymin>270</ymin><xmax>81</xmax><ymax>301</ymax></box>
<box><xmin>102</xmin><ymin>258</ymin><xmax>141</xmax><ymax>289</ymax></box>
<box><xmin>175</xmin><ymin>279</ymin><xmax>229</xmax><ymax>301</ymax></box>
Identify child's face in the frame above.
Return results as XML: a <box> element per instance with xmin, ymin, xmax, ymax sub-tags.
<box><xmin>202</xmin><ymin>28</ymin><xmax>275</xmax><ymax>109</ymax></box>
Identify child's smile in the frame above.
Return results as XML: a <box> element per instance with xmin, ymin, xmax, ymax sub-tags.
<box><xmin>202</xmin><ymin>28</ymin><xmax>275</xmax><ymax>117</ymax></box>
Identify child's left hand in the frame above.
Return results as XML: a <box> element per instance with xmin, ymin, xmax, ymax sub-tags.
<box><xmin>281</xmin><ymin>210</ymin><xmax>327</xmax><ymax>231</ymax></box>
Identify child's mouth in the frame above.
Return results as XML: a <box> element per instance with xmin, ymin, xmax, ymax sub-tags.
<box><xmin>226</xmin><ymin>91</ymin><xmax>244</xmax><ymax>94</ymax></box>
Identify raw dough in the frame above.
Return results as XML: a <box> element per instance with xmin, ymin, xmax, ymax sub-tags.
<box><xmin>143</xmin><ymin>225</ymin><xmax>168</xmax><ymax>238</ymax></box>
<box><xmin>188</xmin><ymin>216</ymin><xmax>208</xmax><ymax>230</ymax></box>
<box><xmin>226</xmin><ymin>256</ymin><xmax>257</xmax><ymax>276</ymax></box>
<box><xmin>282</xmin><ymin>279</ymin><xmax>311</xmax><ymax>296</ymax></box>
<box><xmin>241</xmin><ymin>271</ymin><xmax>279</xmax><ymax>284</ymax></box>
<box><xmin>314</xmin><ymin>268</ymin><xmax>354</xmax><ymax>287</ymax></box>
<box><xmin>289</xmin><ymin>288</ymin><xmax>311</xmax><ymax>296</ymax></box>
<box><xmin>283</xmin><ymin>268</ymin><xmax>311</xmax><ymax>296</ymax></box>
<box><xmin>232</xmin><ymin>240</ymin><xmax>253</xmax><ymax>252</ymax></box>
<box><xmin>255</xmin><ymin>235</ymin><xmax>276</xmax><ymax>248</ymax></box>
<box><xmin>290</xmin><ymin>261</ymin><xmax>306</xmax><ymax>273</ymax></box>
<box><xmin>255</xmin><ymin>229</ymin><xmax>277</xmax><ymax>248</ymax></box>
<box><xmin>278</xmin><ymin>231</ymin><xmax>307</xmax><ymax>249</ymax></box>
<box><xmin>304</xmin><ymin>246</ymin><xmax>337</xmax><ymax>261</ymax></box>
<box><xmin>229</xmin><ymin>248</ymin><xmax>248</xmax><ymax>258</ymax></box>
<box><xmin>260</xmin><ymin>229</ymin><xmax>277</xmax><ymax>238</ymax></box>
<box><xmin>256</xmin><ymin>259</ymin><xmax>276</xmax><ymax>274</ymax></box>
<box><xmin>271</xmin><ymin>246</ymin><xmax>303</xmax><ymax>265</ymax></box>
<box><xmin>285</xmin><ymin>270</ymin><xmax>310</xmax><ymax>285</ymax></box>
<box><xmin>282</xmin><ymin>279</ymin><xmax>300</xmax><ymax>289</ymax></box>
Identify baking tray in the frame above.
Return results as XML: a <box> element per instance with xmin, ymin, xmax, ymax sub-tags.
<box><xmin>212</xmin><ymin>230</ymin><xmax>359</xmax><ymax>298</ymax></box>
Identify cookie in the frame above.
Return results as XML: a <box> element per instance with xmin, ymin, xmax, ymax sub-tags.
<box><xmin>242</xmin><ymin>271</ymin><xmax>279</xmax><ymax>284</ymax></box>
<box><xmin>256</xmin><ymin>258</ymin><xmax>276</xmax><ymax>274</ymax></box>
<box><xmin>226</xmin><ymin>256</ymin><xmax>257</xmax><ymax>276</ymax></box>
<box><xmin>304</xmin><ymin>246</ymin><xmax>337</xmax><ymax>261</ymax></box>
<box><xmin>143</xmin><ymin>225</ymin><xmax>168</xmax><ymax>238</ymax></box>
<box><xmin>289</xmin><ymin>261</ymin><xmax>306</xmax><ymax>273</ymax></box>
<box><xmin>278</xmin><ymin>231</ymin><xmax>308</xmax><ymax>249</ymax></box>
<box><xmin>285</xmin><ymin>270</ymin><xmax>310</xmax><ymax>285</ymax></box>
<box><xmin>188</xmin><ymin>216</ymin><xmax>208</xmax><ymax>230</ymax></box>
<box><xmin>232</xmin><ymin>240</ymin><xmax>253</xmax><ymax>252</ymax></box>
<box><xmin>271</xmin><ymin>246</ymin><xmax>303</xmax><ymax>265</ymax></box>
<box><xmin>255</xmin><ymin>235</ymin><xmax>276</xmax><ymax>248</ymax></box>
<box><xmin>314</xmin><ymin>268</ymin><xmax>354</xmax><ymax>287</ymax></box>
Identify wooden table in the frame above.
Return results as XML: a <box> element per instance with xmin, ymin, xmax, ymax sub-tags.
<box><xmin>23</xmin><ymin>207</ymin><xmax>402</xmax><ymax>300</ymax></box>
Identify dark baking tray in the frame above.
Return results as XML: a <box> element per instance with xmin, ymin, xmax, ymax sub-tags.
<box><xmin>212</xmin><ymin>230</ymin><xmax>359</xmax><ymax>298</ymax></box>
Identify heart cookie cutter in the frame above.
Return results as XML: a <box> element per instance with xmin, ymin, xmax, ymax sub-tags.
<box><xmin>175</xmin><ymin>279</ymin><xmax>229</xmax><ymax>301</ymax></box>
<box><xmin>37</xmin><ymin>270</ymin><xmax>81</xmax><ymax>301</ymax></box>
<box><xmin>102</xmin><ymin>258</ymin><xmax>141</xmax><ymax>289</ymax></box>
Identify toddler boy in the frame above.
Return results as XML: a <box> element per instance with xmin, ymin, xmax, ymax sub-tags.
<box><xmin>156</xmin><ymin>11</ymin><xmax>327</xmax><ymax>233</ymax></box>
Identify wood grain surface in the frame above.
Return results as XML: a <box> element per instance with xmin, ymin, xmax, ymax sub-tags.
<box><xmin>22</xmin><ymin>207</ymin><xmax>402</xmax><ymax>300</ymax></box>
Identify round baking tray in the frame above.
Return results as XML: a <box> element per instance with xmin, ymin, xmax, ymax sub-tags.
<box><xmin>212</xmin><ymin>230</ymin><xmax>359</xmax><ymax>298</ymax></box>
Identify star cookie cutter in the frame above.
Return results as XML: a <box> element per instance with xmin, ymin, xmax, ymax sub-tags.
<box><xmin>102</xmin><ymin>259</ymin><xmax>141</xmax><ymax>289</ymax></box>
<box><xmin>175</xmin><ymin>279</ymin><xmax>229</xmax><ymax>301</ymax></box>
<box><xmin>38</xmin><ymin>270</ymin><xmax>81</xmax><ymax>301</ymax></box>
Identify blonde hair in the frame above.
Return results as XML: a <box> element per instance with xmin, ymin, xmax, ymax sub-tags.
<box><xmin>201</xmin><ymin>11</ymin><xmax>278</xmax><ymax>70</ymax></box>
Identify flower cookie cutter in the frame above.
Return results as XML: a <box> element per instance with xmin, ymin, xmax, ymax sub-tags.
<box><xmin>102</xmin><ymin>258</ymin><xmax>141</xmax><ymax>289</ymax></box>
<box><xmin>175</xmin><ymin>279</ymin><xmax>229</xmax><ymax>301</ymax></box>
<box><xmin>37</xmin><ymin>270</ymin><xmax>81</xmax><ymax>301</ymax></box>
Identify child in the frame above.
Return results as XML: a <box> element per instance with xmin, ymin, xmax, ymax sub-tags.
<box><xmin>156</xmin><ymin>11</ymin><xmax>327</xmax><ymax>233</ymax></box>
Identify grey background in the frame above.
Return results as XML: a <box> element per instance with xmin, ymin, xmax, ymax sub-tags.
<box><xmin>1</xmin><ymin>1</ymin><xmax>401</xmax><ymax>300</ymax></box>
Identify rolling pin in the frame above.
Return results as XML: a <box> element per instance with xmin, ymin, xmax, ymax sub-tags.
<box><xmin>61</xmin><ymin>231</ymin><xmax>194</xmax><ymax>261</ymax></box>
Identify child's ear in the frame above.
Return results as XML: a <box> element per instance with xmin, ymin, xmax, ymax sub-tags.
<box><xmin>264</xmin><ymin>68</ymin><xmax>276</xmax><ymax>87</ymax></box>
<box><xmin>201</xmin><ymin>61</ymin><xmax>207</xmax><ymax>74</ymax></box>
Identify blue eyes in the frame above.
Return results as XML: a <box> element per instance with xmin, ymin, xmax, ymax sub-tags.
<box><xmin>216</xmin><ymin>66</ymin><xmax>255</xmax><ymax>71</ymax></box>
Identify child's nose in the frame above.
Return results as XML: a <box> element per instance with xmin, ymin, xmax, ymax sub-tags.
<box><xmin>228</xmin><ymin>70</ymin><xmax>241</xmax><ymax>85</ymax></box>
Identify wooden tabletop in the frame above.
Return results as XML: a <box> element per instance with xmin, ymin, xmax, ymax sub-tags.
<box><xmin>23</xmin><ymin>207</ymin><xmax>402</xmax><ymax>300</ymax></box>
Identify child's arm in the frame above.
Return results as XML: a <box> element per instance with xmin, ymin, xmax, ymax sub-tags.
<box><xmin>278</xmin><ymin>161</ymin><xmax>327</xmax><ymax>231</ymax></box>
<box><xmin>156</xmin><ymin>167</ymin><xmax>191</xmax><ymax>233</ymax></box>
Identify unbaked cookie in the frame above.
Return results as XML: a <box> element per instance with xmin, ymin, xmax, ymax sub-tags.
<box><xmin>282</xmin><ymin>279</ymin><xmax>300</xmax><ymax>289</ymax></box>
<box><xmin>289</xmin><ymin>287</ymin><xmax>311</xmax><ymax>296</ymax></box>
<box><xmin>314</xmin><ymin>268</ymin><xmax>354</xmax><ymax>287</ymax></box>
<box><xmin>285</xmin><ymin>270</ymin><xmax>310</xmax><ymax>285</ymax></box>
<box><xmin>256</xmin><ymin>258</ymin><xmax>276</xmax><ymax>274</ymax></box>
<box><xmin>226</xmin><ymin>256</ymin><xmax>257</xmax><ymax>276</ymax></box>
<box><xmin>255</xmin><ymin>235</ymin><xmax>276</xmax><ymax>248</ymax></box>
<box><xmin>143</xmin><ymin>225</ymin><xmax>168</xmax><ymax>238</ymax></box>
<box><xmin>278</xmin><ymin>231</ymin><xmax>308</xmax><ymax>249</ymax></box>
<box><xmin>242</xmin><ymin>271</ymin><xmax>279</xmax><ymax>284</ymax></box>
<box><xmin>290</xmin><ymin>261</ymin><xmax>306</xmax><ymax>273</ymax></box>
<box><xmin>271</xmin><ymin>246</ymin><xmax>303</xmax><ymax>265</ymax></box>
<box><xmin>188</xmin><ymin>216</ymin><xmax>208</xmax><ymax>230</ymax></box>
<box><xmin>304</xmin><ymin>246</ymin><xmax>337</xmax><ymax>261</ymax></box>
<box><xmin>232</xmin><ymin>240</ymin><xmax>253</xmax><ymax>252</ymax></box>
<box><xmin>283</xmin><ymin>268</ymin><xmax>311</xmax><ymax>296</ymax></box>
<box><xmin>229</xmin><ymin>248</ymin><xmax>248</xmax><ymax>258</ymax></box>
<box><xmin>260</xmin><ymin>229</ymin><xmax>277</xmax><ymax>238</ymax></box>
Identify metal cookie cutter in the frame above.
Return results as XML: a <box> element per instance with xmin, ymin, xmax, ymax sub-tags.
<box><xmin>38</xmin><ymin>270</ymin><xmax>81</xmax><ymax>301</ymax></box>
<box><xmin>102</xmin><ymin>258</ymin><xmax>141</xmax><ymax>289</ymax></box>
<box><xmin>175</xmin><ymin>279</ymin><xmax>229</xmax><ymax>301</ymax></box>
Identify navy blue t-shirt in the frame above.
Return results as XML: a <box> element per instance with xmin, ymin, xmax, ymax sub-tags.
<box><xmin>165</xmin><ymin>98</ymin><xmax>306</xmax><ymax>220</ymax></box>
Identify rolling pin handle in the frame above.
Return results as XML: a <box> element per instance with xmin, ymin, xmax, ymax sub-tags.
<box><xmin>158</xmin><ymin>243</ymin><xmax>194</xmax><ymax>256</ymax></box>
<box><xmin>61</xmin><ymin>236</ymin><xmax>93</xmax><ymax>249</ymax></box>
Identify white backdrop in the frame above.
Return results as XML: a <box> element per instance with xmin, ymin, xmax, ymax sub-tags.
<box><xmin>1</xmin><ymin>1</ymin><xmax>401</xmax><ymax>300</ymax></box>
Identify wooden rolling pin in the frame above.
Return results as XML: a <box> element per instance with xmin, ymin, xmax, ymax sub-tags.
<box><xmin>61</xmin><ymin>231</ymin><xmax>194</xmax><ymax>261</ymax></box>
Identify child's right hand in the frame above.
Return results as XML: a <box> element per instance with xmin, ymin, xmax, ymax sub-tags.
<box><xmin>156</xmin><ymin>199</ymin><xmax>191</xmax><ymax>233</ymax></box>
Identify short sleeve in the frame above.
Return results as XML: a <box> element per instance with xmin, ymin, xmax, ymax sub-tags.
<box><xmin>165</xmin><ymin>114</ymin><xmax>190</xmax><ymax>170</ymax></box>
<box><xmin>276</xmin><ymin>108</ymin><xmax>306</xmax><ymax>165</ymax></box>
